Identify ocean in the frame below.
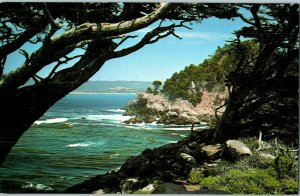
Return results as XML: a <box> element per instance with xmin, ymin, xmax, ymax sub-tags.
<box><xmin>0</xmin><ymin>93</ymin><xmax>204</xmax><ymax>193</ymax></box>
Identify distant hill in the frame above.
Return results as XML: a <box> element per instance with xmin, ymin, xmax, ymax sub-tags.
<box><xmin>72</xmin><ymin>80</ymin><xmax>152</xmax><ymax>93</ymax></box>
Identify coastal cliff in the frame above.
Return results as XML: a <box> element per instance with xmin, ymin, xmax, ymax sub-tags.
<box><xmin>123</xmin><ymin>91</ymin><xmax>227</xmax><ymax>125</ymax></box>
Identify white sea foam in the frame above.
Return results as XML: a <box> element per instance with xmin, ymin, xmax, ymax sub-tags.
<box><xmin>163</xmin><ymin>127</ymin><xmax>192</xmax><ymax>131</ymax></box>
<box><xmin>167</xmin><ymin>140</ymin><xmax>178</xmax><ymax>143</ymax></box>
<box><xmin>124</xmin><ymin>125</ymin><xmax>147</xmax><ymax>130</ymax></box>
<box><xmin>170</xmin><ymin>133</ymin><xmax>188</xmax><ymax>137</ymax></box>
<box><xmin>66</xmin><ymin>142</ymin><xmax>96</xmax><ymax>148</ymax></box>
<box><xmin>66</xmin><ymin>143</ymin><xmax>91</xmax><ymax>148</ymax></box>
<box><xmin>85</xmin><ymin>114</ymin><xmax>131</xmax><ymax>122</ymax></box>
<box><xmin>66</xmin><ymin>141</ymin><xmax>105</xmax><ymax>148</ymax></box>
<box><xmin>107</xmin><ymin>109</ymin><xmax>126</xmax><ymax>113</ymax></box>
<box><xmin>21</xmin><ymin>183</ymin><xmax>54</xmax><ymax>191</ymax></box>
<box><xmin>34</xmin><ymin>118</ymin><xmax>68</xmax><ymax>125</ymax></box>
<box><xmin>109</xmin><ymin>153</ymin><xmax>120</xmax><ymax>158</ymax></box>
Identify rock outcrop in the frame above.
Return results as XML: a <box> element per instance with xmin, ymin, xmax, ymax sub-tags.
<box><xmin>124</xmin><ymin>91</ymin><xmax>227</xmax><ymax>125</ymax></box>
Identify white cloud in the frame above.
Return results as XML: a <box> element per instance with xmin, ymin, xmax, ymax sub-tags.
<box><xmin>135</xmin><ymin>28</ymin><xmax>231</xmax><ymax>41</ymax></box>
<box><xmin>176</xmin><ymin>31</ymin><xmax>231</xmax><ymax>40</ymax></box>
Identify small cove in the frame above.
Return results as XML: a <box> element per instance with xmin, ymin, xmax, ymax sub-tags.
<box><xmin>0</xmin><ymin>93</ymin><xmax>205</xmax><ymax>192</ymax></box>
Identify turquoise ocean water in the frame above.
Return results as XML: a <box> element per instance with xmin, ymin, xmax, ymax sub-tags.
<box><xmin>0</xmin><ymin>94</ymin><xmax>203</xmax><ymax>192</ymax></box>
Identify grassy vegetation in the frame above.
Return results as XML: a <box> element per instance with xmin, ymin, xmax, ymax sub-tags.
<box><xmin>187</xmin><ymin>137</ymin><xmax>298</xmax><ymax>194</ymax></box>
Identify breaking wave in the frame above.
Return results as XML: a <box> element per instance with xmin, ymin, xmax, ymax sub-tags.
<box><xmin>107</xmin><ymin>109</ymin><xmax>126</xmax><ymax>113</ymax></box>
<box><xmin>84</xmin><ymin>114</ymin><xmax>132</xmax><ymax>122</ymax></box>
<box><xmin>34</xmin><ymin>118</ymin><xmax>68</xmax><ymax>125</ymax></box>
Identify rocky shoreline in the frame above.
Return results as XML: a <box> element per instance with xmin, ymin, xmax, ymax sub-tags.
<box><xmin>65</xmin><ymin>129</ymin><xmax>253</xmax><ymax>194</ymax></box>
<box><xmin>123</xmin><ymin>92</ymin><xmax>227</xmax><ymax>125</ymax></box>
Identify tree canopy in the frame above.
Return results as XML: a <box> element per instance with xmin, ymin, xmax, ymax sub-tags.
<box><xmin>162</xmin><ymin>41</ymin><xmax>259</xmax><ymax>105</ymax></box>
<box><xmin>215</xmin><ymin>4</ymin><xmax>299</xmax><ymax>143</ymax></box>
<box><xmin>162</xmin><ymin>4</ymin><xmax>299</xmax><ymax>144</ymax></box>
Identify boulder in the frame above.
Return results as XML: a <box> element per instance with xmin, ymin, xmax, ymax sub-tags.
<box><xmin>119</xmin><ymin>155</ymin><xmax>151</xmax><ymax>176</ymax></box>
<box><xmin>144</xmin><ymin>116</ymin><xmax>156</xmax><ymax>123</ymax></box>
<box><xmin>124</xmin><ymin>117</ymin><xmax>143</xmax><ymax>124</ymax></box>
<box><xmin>183</xmin><ymin>184</ymin><xmax>202</xmax><ymax>192</ymax></box>
<box><xmin>223</xmin><ymin>140</ymin><xmax>252</xmax><ymax>160</ymax></box>
<box><xmin>202</xmin><ymin>144</ymin><xmax>222</xmax><ymax>159</ymax></box>
<box><xmin>138</xmin><ymin>184</ymin><xmax>155</xmax><ymax>194</ymax></box>
<box><xmin>180</xmin><ymin>153</ymin><xmax>196</xmax><ymax>164</ymax></box>
<box><xmin>259</xmin><ymin>152</ymin><xmax>275</xmax><ymax>160</ymax></box>
<box><xmin>93</xmin><ymin>189</ymin><xmax>105</xmax><ymax>194</ymax></box>
<box><xmin>120</xmin><ymin>178</ymin><xmax>139</xmax><ymax>193</ymax></box>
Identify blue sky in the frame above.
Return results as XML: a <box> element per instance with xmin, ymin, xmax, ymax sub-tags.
<box><xmin>4</xmin><ymin>14</ymin><xmax>246</xmax><ymax>82</ymax></box>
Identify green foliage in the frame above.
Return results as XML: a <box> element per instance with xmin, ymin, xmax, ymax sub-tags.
<box><xmin>145</xmin><ymin>87</ymin><xmax>154</xmax><ymax>94</ymax></box>
<box><xmin>188</xmin><ymin>168</ymin><xmax>204</xmax><ymax>184</ymax></box>
<box><xmin>280</xmin><ymin>179</ymin><xmax>299</xmax><ymax>194</ymax></box>
<box><xmin>200</xmin><ymin>176</ymin><xmax>221</xmax><ymax>189</ymax></box>
<box><xmin>221</xmin><ymin>168</ymin><xmax>281</xmax><ymax>194</ymax></box>
<box><xmin>152</xmin><ymin>80</ymin><xmax>162</xmax><ymax>94</ymax></box>
<box><xmin>187</xmin><ymin>137</ymin><xmax>298</xmax><ymax>195</ymax></box>
<box><xmin>124</xmin><ymin>96</ymin><xmax>155</xmax><ymax>118</ymax></box>
<box><xmin>162</xmin><ymin>40</ymin><xmax>258</xmax><ymax>105</ymax></box>
<box><xmin>195</xmin><ymin>167</ymin><xmax>298</xmax><ymax>194</ymax></box>
<box><xmin>274</xmin><ymin>155</ymin><xmax>294</xmax><ymax>178</ymax></box>
<box><xmin>207</xmin><ymin>118</ymin><xmax>217</xmax><ymax>128</ymax></box>
<box><xmin>272</xmin><ymin>146</ymin><xmax>298</xmax><ymax>179</ymax></box>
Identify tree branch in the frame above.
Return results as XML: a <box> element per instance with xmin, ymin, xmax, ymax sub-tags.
<box><xmin>0</xmin><ymin>3</ymin><xmax>172</xmax><ymax>93</ymax></box>
<box><xmin>237</xmin><ymin>13</ymin><xmax>255</xmax><ymax>26</ymax></box>
<box><xmin>112</xmin><ymin>24</ymin><xmax>175</xmax><ymax>58</ymax></box>
<box><xmin>250</xmin><ymin>5</ymin><xmax>262</xmax><ymax>33</ymax></box>
<box><xmin>116</xmin><ymin>35</ymin><xmax>138</xmax><ymax>48</ymax></box>
<box><xmin>0</xmin><ymin>29</ymin><xmax>42</xmax><ymax>62</ymax></box>
<box><xmin>47</xmin><ymin>55</ymin><xmax>83</xmax><ymax>79</ymax></box>
<box><xmin>43</xmin><ymin>3</ymin><xmax>60</xmax><ymax>29</ymax></box>
<box><xmin>19</xmin><ymin>49</ymin><xmax>30</xmax><ymax>61</ymax></box>
<box><xmin>50</xmin><ymin>3</ymin><xmax>172</xmax><ymax>47</ymax></box>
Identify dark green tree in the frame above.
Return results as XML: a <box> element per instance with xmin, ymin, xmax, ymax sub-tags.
<box><xmin>152</xmin><ymin>80</ymin><xmax>162</xmax><ymax>94</ymax></box>
<box><xmin>214</xmin><ymin>4</ymin><xmax>299</xmax><ymax>143</ymax></box>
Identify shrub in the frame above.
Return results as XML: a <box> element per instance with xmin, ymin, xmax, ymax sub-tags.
<box><xmin>200</xmin><ymin>176</ymin><xmax>221</xmax><ymax>189</ymax></box>
<box><xmin>198</xmin><ymin>167</ymin><xmax>298</xmax><ymax>194</ymax></box>
<box><xmin>280</xmin><ymin>178</ymin><xmax>298</xmax><ymax>194</ymax></box>
<box><xmin>145</xmin><ymin>87</ymin><xmax>154</xmax><ymax>94</ymax></box>
<box><xmin>188</xmin><ymin>168</ymin><xmax>204</xmax><ymax>184</ymax></box>
<box><xmin>215</xmin><ymin>168</ymin><xmax>281</xmax><ymax>194</ymax></box>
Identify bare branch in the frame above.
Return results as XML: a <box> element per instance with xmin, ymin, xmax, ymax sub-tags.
<box><xmin>149</xmin><ymin>30</ymin><xmax>173</xmax><ymax>44</ymax></box>
<box><xmin>29</xmin><ymin>34</ymin><xmax>44</xmax><ymax>44</ymax></box>
<box><xmin>19</xmin><ymin>49</ymin><xmax>29</xmax><ymax>61</ymax></box>
<box><xmin>116</xmin><ymin>35</ymin><xmax>138</xmax><ymax>47</ymax></box>
<box><xmin>237</xmin><ymin>13</ymin><xmax>255</xmax><ymax>26</ymax></box>
<box><xmin>0</xmin><ymin>29</ymin><xmax>42</xmax><ymax>62</ymax></box>
<box><xmin>113</xmin><ymin>19</ymin><xmax>193</xmax><ymax>58</ymax></box>
<box><xmin>43</xmin><ymin>3</ymin><xmax>60</xmax><ymax>29</ymax></box>
<box><xmin>47</xmin><ymin>54</ymin><xmax>83</xmax><ymax>79</ymax></box>
<box><xmin>113</xmin><ymin>24</ymin><xmax>175</xmax><ymax>58</ymax></box>
<box><xmin>170</xmin><ymin>30</ymin><xmax>182</xmax><ymax>39</ymax></box>
<box><xmin>159</xmin><ymin>19</ymin><xmax>166</xmax><ymax>27</ymax></box>
<box><xmin>178</xmin><ymin>21</ymin><xmax>192</xmax><ymax>30</ymax></box>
